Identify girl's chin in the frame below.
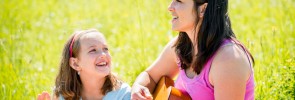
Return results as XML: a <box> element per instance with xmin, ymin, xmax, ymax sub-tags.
<box><xmin>96</xmin><ymin>67</ymin><xmax>110</xmax><ymax>74</ymax></box>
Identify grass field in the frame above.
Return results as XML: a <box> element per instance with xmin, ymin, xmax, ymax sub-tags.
<box><xmin>0</xmin><ymin>0</ymin><xmax>294</xmax><ymax>99</ymax></box>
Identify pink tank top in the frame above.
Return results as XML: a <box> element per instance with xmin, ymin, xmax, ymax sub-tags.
<box><xmin>174</xmin><ymin>39</ymin><xmax>255</xmax><ymax>100</ymax></box>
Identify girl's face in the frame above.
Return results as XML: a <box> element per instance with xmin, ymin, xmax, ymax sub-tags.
<box><xmin>76</xmin><ymin>32</ymin><xmax>111</xmax><ymax>78</ymax></box>
<box><xmin>168</xmin><ymin>0</ymin><xmax>196</xmax><ymax>33</ymax></box>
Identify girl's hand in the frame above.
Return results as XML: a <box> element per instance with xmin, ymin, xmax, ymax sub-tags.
<box><xmin>131</xmin><ymin>83</ymin><xmax>153</xmax><ymax>100</ymax></box>
<box><xmin>37</xmin><ymin>91</ymin><xmax>51</xmax><ymax>100</ymax></box>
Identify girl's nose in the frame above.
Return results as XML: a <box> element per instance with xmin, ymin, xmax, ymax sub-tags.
<box><xmin>99</xmin><ymin>52</ymin><xmax>106</xmax><ymax>59</ymax></box>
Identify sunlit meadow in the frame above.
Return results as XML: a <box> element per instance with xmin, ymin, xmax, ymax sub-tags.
<box><xmin>0</xmin><ymin>0</ymin><xmax>294</xmax><ymax>99</ymax></box>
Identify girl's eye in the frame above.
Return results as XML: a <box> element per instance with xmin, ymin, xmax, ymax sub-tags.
<box><xmin>89</xmin><ymin>49</ymin><xmax>96</xmax><ymax>53</ymax></box>
<box><xmin>103</xmin><ymin>47</ymin><xmax>109</xmax><ymax>51</ymax></box>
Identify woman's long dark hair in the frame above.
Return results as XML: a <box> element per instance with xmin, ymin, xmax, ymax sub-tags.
<box><xmin>174</xmin><ymin>0</ymin><xmax>254</xmax><ymax>74</ymax></box>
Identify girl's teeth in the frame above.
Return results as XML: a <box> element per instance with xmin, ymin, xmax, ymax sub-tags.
<box><xmin>98</xmin><ymin>62</ymin><xmax>106</xmax><ymax>66</ymax></box>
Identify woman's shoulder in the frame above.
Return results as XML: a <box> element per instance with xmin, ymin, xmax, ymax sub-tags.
<box><xmin>210</xmin><ymin>42</ymin><xmax>252</xmax><ymax>85</ymax></box>
<box><xmin>214</xmin><ymin>41</ymin><xmax>251</xmax><ymax>67</ymax></box>
<box><xmin>213</xmin><ymin>41</ymin><xmax>251</xmax><ymax>70</ymax></box>
<box><xmin>168</xmin><ymin>36</ymin><xmax>178</xmax><ymax>47</ymax></box>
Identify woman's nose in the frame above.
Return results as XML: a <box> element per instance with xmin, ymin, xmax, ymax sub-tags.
<box><xmin>168</xmin><ymin>1</ymin><xmax>174</xmax><ymax>12</ymax></box>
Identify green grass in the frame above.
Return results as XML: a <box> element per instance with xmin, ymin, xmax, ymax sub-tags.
<box><xmin>0</xmin><ymin>0</ymin><xmax>294</xmax><ymax>99</ymax></box>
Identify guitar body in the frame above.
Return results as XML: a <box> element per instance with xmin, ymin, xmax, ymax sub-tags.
<box><xmin>152</xmin><ymin>76</ymin><xmax>191</xmax><ymax>100</ymax></box>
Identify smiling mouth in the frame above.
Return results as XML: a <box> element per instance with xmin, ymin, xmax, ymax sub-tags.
<box><xmin>173</xmin><ymin>16</ymin><xmax>179</xmax><ymax>19</ymax></box>
<box><xmin>96</xmin><ymin>62</ymin><xmax>108</xmax><ymax>67</ymax></box>
<box><xmin>171</xmin><ymin>16</ymin><xmax>179</xmax><ymax>23</ymax></box>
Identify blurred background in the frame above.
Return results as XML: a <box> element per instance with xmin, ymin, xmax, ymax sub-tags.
<box><xmin>0</xmin><ymin>0</ymin><xmax>294</xmax><ymax>99</ymax></box>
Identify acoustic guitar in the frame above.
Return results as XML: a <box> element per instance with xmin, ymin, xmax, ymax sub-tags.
<box><xmin>152</xmin><ymin>76</ymin><xmax>191</xmax><ymax>100</ymax></box>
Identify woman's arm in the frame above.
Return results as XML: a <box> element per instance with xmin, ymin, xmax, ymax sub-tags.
<box><xmin>131</xmin><ymin>37</ymin><xmax>179</xmax><ymax>100</ymax></box>
<box><xmin>210</xmin><ymin>44</ymin><xmax>252</xmax><ymax>100</ymax></box>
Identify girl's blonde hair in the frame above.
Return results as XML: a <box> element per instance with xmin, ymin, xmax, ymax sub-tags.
<box><xmin>54</xmin><ymin>29</ymin><xmax>120</xmax><ymax>100</ymax></box>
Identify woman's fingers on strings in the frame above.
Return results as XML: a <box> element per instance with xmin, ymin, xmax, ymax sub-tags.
<box><xmin>142</xmin><ymin>88</ymin><xmax>152</xmax><ymax>98</ymax></box>
<box><xmin>131</xmin><ymin>92</ymin><xmax>147</xmax><ymax>100</ymax></box>
<box><xmin>141</xmin><ymin>88</ymin><xmax>153</xmax><ymax>100</ymax></box>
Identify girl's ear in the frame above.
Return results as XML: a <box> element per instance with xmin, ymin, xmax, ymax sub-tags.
<box><xmin>69</xmin><ymin>57</ymin><xmax>82</xmax><ymax>71</ymax></box>
<box><xmin>199</xmin><ymin>3</ymin><xmax>208</xmax><ymax>18</ymax></box>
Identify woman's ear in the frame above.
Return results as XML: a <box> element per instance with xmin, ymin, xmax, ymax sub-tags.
<box><xmin>199</xmin><ymin>3</ymin><xmax>208</xmax><ymax>18</ymax></box>
<box><xmin>69</xmin><ymin>57</ymin><xmax>82</xmax><ymax>71</ymax></box>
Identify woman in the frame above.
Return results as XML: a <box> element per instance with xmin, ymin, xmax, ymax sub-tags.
<box><xmin>131</xmin><ymin>0</ymin><xmax>254</xmax><ymax>100</ymax></box>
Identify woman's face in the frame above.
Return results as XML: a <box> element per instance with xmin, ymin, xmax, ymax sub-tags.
<box><xmin>168</xmin><ymin>0</ymin><xmax>197</xmax><ymax>32</ymax></box>
<box><xmin>76</xmin><ymin>32</ymin><xmax>111</xmax><ymax>79</ymax></box>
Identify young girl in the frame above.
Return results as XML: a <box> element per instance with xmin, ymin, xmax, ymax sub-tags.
<box><xmin>37</xmin><ymin>29</ymin><xmax>131</xmax><ymax>100</ymax></box>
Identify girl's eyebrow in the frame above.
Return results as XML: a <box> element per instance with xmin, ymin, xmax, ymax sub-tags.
<box><xmin>87</xmin><ymin>44</ymin><xmax>108</xmax><ymax>49</ymax></box>
<box><xmin>87</xmin><ymin>45</ymin><xmax>97</xmax><ymax>49</ymax></box>
<box><xmin>103</xmin><ymin>44</ymin><xmax>108</xmax><ymax>47</ymax></box>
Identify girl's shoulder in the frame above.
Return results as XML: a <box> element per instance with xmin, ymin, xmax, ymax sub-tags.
<box><xmin>115</xmin><ymin>82</ymin><xmax>131</xmax><ymax>93</ymax></box>
<box><xmin>58</xmin><ymin>82</ymin><xmax>131</xmax><ymax>100</ymax></box>
<box><xmin>103</xmin><ymin>82</ymin><xmax>131</xmax><ymax>100</ymax></box>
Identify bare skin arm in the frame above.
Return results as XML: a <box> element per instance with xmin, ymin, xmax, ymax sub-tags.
<box><xmin>210</xmin><ymin>44</ymin><xmax>252</xmax><ymax>100</ymax></box>
<box><xmin>131</xmin><ymin>37</ymin><xmax>179</xmax><ymax>100</ymax></box>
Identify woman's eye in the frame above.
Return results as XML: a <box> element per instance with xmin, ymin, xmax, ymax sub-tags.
<box><xmin>176</xmin><ymin>0</ymin><xmax>182</xmax><ymax>2</ymax></box>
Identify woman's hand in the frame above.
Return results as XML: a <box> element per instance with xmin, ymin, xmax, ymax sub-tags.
<box><xmin>131</xmin><ymin>83</ymin><xmax>153</xmax><ymax>100</ymax></box>
<box><xmin>37</xmin><ymin>91</ymin><xmax>51</xmax><ymax>100</ymax></box>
